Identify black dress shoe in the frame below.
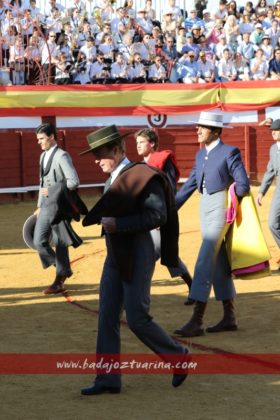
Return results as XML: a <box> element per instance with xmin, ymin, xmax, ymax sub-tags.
<box><xmin>172</xmin><ymin>349</ymin><xmax>189</xmax><ymax>388</ymax></box>
<box><xmin>81</xmin><ymin>383</ymin><xmax>121</xmax><ymax>396</ymax></box>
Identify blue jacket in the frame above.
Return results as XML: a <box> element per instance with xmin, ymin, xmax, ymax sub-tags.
<box><xmin>176</xmin><ymin>141</ymin><xmax>250</xmax><ymax>209</ymax></box>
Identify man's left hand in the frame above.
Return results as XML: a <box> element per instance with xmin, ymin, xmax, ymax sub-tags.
<box><xmin>101</xmin><ymin>217</ymin><xmax>117</xmax><ymax>233</ymax></box>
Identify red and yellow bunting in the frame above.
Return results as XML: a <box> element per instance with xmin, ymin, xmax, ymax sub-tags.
<box><xmin>0</xmin><ymin>81</ymin><xmax>279</xmax><ymax>116</ymax></box>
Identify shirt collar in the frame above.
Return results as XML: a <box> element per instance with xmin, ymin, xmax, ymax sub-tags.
<box><xmin>205</xmin><ymin>138</ymin><xmax>220</xmax><ymax>154</ymax></box>
<box><xmin>111</xmin><ymin>156</ymin><xmax>130</xmax><ymax>184</ymax></box>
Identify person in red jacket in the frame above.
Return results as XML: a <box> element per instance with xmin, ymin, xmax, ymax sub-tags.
<box><xmin>135</xmin><ymin>128</ymin><xmax>193</xmax><ymax>304</ymax></box>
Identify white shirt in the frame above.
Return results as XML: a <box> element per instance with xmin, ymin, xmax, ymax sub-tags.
<box><xmin>205</xmin><ymin>139</ymin><xmax>220</xmax><ymax>154</ymax></box>
<box><xmin>111</xmin><ymin>157</ymin><xmax>130</xmax><ymax>185</ymax></box>
<box><xmin>43</xmin><ymin>145</ymin><xmax>57</xmax><ymax>169</ymax></box>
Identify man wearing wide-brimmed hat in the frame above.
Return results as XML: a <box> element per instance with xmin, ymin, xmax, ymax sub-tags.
<box><xmin>174</xmin><ymin>112</ymin><xmax>250</xmax><ymax>337</ymax></box>
<box><xmin>257</xmin><ymin>119</ymin><xmax>280</xmax><ymax>266</ymax></box>
<box><xmin>79</xmin><ymin>125</ymin><xmax>188</xmax><ymax>395</ymax></box>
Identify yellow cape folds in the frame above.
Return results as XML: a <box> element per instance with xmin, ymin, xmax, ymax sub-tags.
<box><xmin>226</xmin><ymin>189</ymin><xmax>271</xmax><ymax>279</ymax></box>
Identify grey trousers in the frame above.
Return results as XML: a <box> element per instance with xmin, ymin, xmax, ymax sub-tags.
<box><xmin>268</xmin><ymin>188</ymin><xmax>280</xmax><ymax>248</ymax></box>
<box><xmin>150</xmin><ymin>228</ymin><xmax>191</xmax><ymax>278</ymax></box>
<box><xmin>95</xmin><ymin>232</ymin><xmax>185</xmax><ymax>387</ymax></box>
<box><xmin>33</xmin><ymin>206</ymin><xmax>72</xmax><ymax>277</ymax></box>
<box><xmin>190</xmin><ymin>189</ymin><xmax>236</xmax><ymax>303</ymax></box>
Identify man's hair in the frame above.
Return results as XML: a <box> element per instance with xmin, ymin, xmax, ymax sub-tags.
<box><xmin>36</xmin><ymin>123</ymin><xmax>57</xmax><ymax>139</ymax></box>
<box><xmin>134</xmin><ymin>128</ymin><xmax>159</xmax><ymax>150</ymax></box>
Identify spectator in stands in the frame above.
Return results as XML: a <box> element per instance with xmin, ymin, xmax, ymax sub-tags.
<box><xmin>185</xmin><ymin>8</ymin><xmax>204</xmax><ymax>32</ymax></box>
<box><xmin>28</xmin><ymin>0</ymin><xmax>43</xmax><ymax>22</ymax></box>
<box><xmin>148</xmin><ymin>55</ymin><xmax>167</xmax><ymax>83</ymax></box>
<box><xmin>117</xmin><ymin>33</ymin><xmax>134</xmax><ymax>63</ymax></box>
<box><xmin>165</xmin><ymin>0</ymin><xmax>182</xmax><ymax>27</ymax></box>
<box><xmin>260</xmin><ymin>34</ymin><xmax>273</xmax><ymax>61</ymax></box>
<box><xmin>99</xmin><ymin>0</ymin><xmax>114</xmax><ymax>22</ymax></box>
<box><xmin>239</xmin><ymin>11</ymin><xmax>255</xmax><ymax>35</ymax></box>
<box><xmin>214</xmin><ymin>34</ymin><xmax>233</xmax><ymax>61</ymax></box>
<box><xmin>79</xmin><ymin>35</ymin><xmax>96</xmax><ymax>63</ymax></box>
<box><xmin>177</xmin><ymin>50</ymin><xmax>204</xmax><ymax>83</ymax></box>
<box><xmin>202</xmin><ymin>9</ymin><xmax>215</xmax><ymax>38</ymax></box>
<box><xmin>265</xmin><ymin>19</ymin><xmax>280</xmax><ymax>48</ymax></box>
<box><xmin>76</xmin><ymin>21</ymin><xmax>93</xmax><ymax>48</ymax></box>
<box><xmin>161</xmin><ymin>9</ymin><xmax>177</xmax><ymax>38</ymax></box>
<box><xmin>73</xmin><ymin>54</ymin><xmax>90</xmax><ymax>85</ymax></box>
<box><xmin>212</xmin><ymin>0</ymin><xmax>228</xmax><ymax>22</ymax></box>
<box><xmin>44</xmin><ymin>6</ymin><xmax>63</xmax><ymax>40</ymax></box>
<box><xmin>224</xmin><ymin>14</ymin><xmax>240</xmax><ymax>52</ymax></box>
<box><xmin>255</xmin><ymin>0</ymin><xmax>269</xmax><ymax>16</ymax></box>
<box><xmin>21</xmin><ymin>8</ymin><xmax>35</xmax><ymax>46</ymax></box>
<box><xmin>41</xmin><ymin>30</ymin><xmax>58</xmax><ymax>83</ymax></box>
<box><xmin>218</xmin><ymin>47</ymin><xmax>237</xmax><ymax>81</ymax></box>
<box><xmin>110</xmin><ymin>51</ymin><xmax>128</xmax><ymax>83</ymax></box>
<box><xmin>268</xmin><ymin>47</ymin><xmax>280</xmax><ymax>80</ymax></box>
<box><xmin>24</xmin><ymin>34</ymin><xmax>41</xmax><ymax>84</ymax></box>
<box><xmin>197</xmin><ymin>50</ymin><xmax>215</xmax><ymax>82</ymax></box>
<box><xmin>43</xmin><ymin>0</ymin><xmax>65</xmax><ymax>18</ymax></box>
<box><xmin>239</xmin><ymin>1</ymin><xmax>255</xmax><ymax>16</ymax></box>
<box><xmin>250</xmin><ymin>22</ymin><xmax>265</xmax><ymax>45</ymax></box>
<box><xmin>95</xmin><ymin>20</ymin><xmax>111</xmax><ymax>46</ymax></box>
<box><xmin>256</xmin><ymin>11</ymin><xmax>271</xmax><ymax>31</ymax></box>
<box><xmin>227</xmin><ymin>1</ymin><xmax>240</xmax><ymax>18</ymax></box>
<box><xmin>54</xmin><ymin>51</ymin><xmax>72</xmax><ymax>84</ymax></box>
<box><xmin>9</xmin><ymin>35</ymin><xmax>25</xmax><ymax>84</ymax></box>
<box><xmin>238</xmin><ymin>31</ymin><xmax>255</xmax><ymax>63</ymax></box>
<box><xmin>136</xmin><ymin>32</ymin><xmax>155</xmax><ymax>64</ymax></box>
<box><xmin>233</xmin><ymin>50</ymin><xmax>251</xmax><ymax>80</ymax></box>
<box><xmin>98</xmin><ymin>33</ymin><xmax>114</xmax><ymax>64</ymax></box>
<box><xmin>136</xmin><ymin>8</ymin><xmax>153</xmax><ymax>34</ymax></box>
<box><xmin>191</xmin><ymin>24</ymin><xmax>203</xmax><ymax>44</ymax></box>
<box><xmin>275</xmin><ymin>1</ymin><xmax>280</xmax><ymax>19</ymax></box>
<box><xmin>176</xmin><ymin>26</ymin><xmax>186</xmax><ymax>55</ymax></box>
<box><xmin>181</xmin><ymin>32</ymin><xmax>200</xmax><ymax>59</ymax></box>
<box><xmin>56</xmin><ymin>32</ymin><xmax>74</xmax><ymax>63</ymax></box>
<box><xmin>250</xmin><ymin>48</ymin><xmax>268</xmax><ymax>80</ymax></box>
<box><xmin>123</xmin><ymin>0</ymin><xmax>136</xmax><ymax>20</ymax></box>
<box><xmin>127</xmin><ymin>52</ymin><xmax>147</xmax><ymax>83</ymax></box>
<box><xmin>264</xmin><ymin>7</ymin><xmax>275</xmax><ymax>28</ymax></box>
<box><xmin>89</xmin><ymin>51</ymin><xmax>110</xmax><ymax>84</ymax></box>
<box><xmin>69</xmin><ymin>7</ymin><xmax>80</xmax><ymax>33</ymax></box>
<box><xmin>1</xmin><ymin>9</ymin><xmax>15</xmax><ymax>36</ymax></box>
<box><xmin>69</xmin><ymin>0</ymin><xmax>86</xmax><ymax>14</ymax></box>
<box><xmin>206</xmin><ymin>19</ymin><xmax>225</xmax><ymax>46</ymax></box>
<box><xmin>162</xmin><ymin>36</ymin><xmax>177</xmax><ymax>60</ymax></box>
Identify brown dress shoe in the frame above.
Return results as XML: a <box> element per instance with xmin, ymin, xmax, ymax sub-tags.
<box><xmin>43</xmin><ymin>275</ymin><xmax>67</xmax><ymax>295</ymax></box>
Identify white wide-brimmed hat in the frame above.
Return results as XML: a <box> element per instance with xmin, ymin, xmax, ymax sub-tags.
<box><xmin>191</xmin><ymin>112</ymin><xmax>232</xmax><ymax>128</ymax></box>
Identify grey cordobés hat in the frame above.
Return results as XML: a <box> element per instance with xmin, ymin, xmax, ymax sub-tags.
<box><xmin>79</xmin><ymin>125</ymin><xmax>131</xmax><ymax>155</ymax></box>
<box><xmin>270</xmin><ymin>119</ymin><xmax>280</xmax><ymax>130</ymax></box>
<box><xmin>191</xmin><ymin>111</ymin><xmax>233</xmax><ymax>128</ymax></box>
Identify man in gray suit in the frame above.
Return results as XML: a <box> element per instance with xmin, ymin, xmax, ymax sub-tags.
<box><xmin>79</xmin><ymin>125</ymin><xmax>188</xmax><ymax>395</ymax></box>
<box><xmin>257</xmin><ymin>119</ymin><xmax>280</xmax><ymax>262</ymax></box>
<box><xmin>33</xmin><ymin>123</ymin><xmax>80</xmax><ymax>294</ymax></box>
<box><xmin>174</xmin><ymin>112</ymin><xmax>250</xmax><ymax>337</ymax></box>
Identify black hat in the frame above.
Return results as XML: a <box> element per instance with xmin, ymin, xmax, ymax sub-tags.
<box><xmin>270</xmin><ymin>119</ymin><xmax>280</xmax><ymax>130</ymax></box>
<box><xmin>22</xmin><ymin>214</ymin><xmax>52</xmax><ymax>249</ymax></box>
<box><xmin>80</xmin><ymin>125</ymin><xmax>130</xmax><ymax>155</ymax></box>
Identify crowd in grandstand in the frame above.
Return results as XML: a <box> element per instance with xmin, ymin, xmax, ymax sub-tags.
<box><xmin>0</xmin><ymin>0</ymin><xmax>279</xmax><ymax>85</ymax></box>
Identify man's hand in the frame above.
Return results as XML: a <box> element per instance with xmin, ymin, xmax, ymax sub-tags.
<box><xmin>101</xmin><ymin>217</ymin><xmax>117</xmax><ymax>233</ymax></box>
<box><xmin>257</xmin><ymin>193</ymin><xmax>263</xmax><ymax>206</ymax></box>
<box><xmin>41</xmin><ymin>187</ymin><xmax>49</xmax><ymax>197</ymax></box>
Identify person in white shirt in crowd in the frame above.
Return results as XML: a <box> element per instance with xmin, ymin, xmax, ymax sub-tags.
<box><xmin>9</xmin><ymin>34</ymin><xmax>25</xmax><ymax>84</ymax></box>
<box><xmin>21</xmin><ymin>8</ymin><xmax>35</xmax><ymax>45</ymax></box>
<box><xmin>112</xmin><ymin>20</ymin><xmax>134</xmax><ymax>50</ymax></box>
<box><xmin>44</xmin><ymin>6</ymin><xmax>63</xmax><ymax>40</ymax></box>
<box><xmin>237</xmin><ymin>31</ymin><xmax>255</xmax><ymax>63</ymax></box>
<box><xmin>233</xmin><ymin>50</ymin><xmax>251</xmax><ymax>80</ymax></box>
<box><xmin>97</xmin><ymin>0</ymin><xmax>114</xmax><ymax>22</ymax></box>
<box><xmin>95</xmin><ymin>21</ymin><xmax>111</xmax><ymax>46</ymax></box>
<box><xmin>148</xmin><ymin>55</ymin><xmax>167</xmax><ymax>83</ymax></box>
<box><xmin>1</xmin><ymin>9</ymin><xmax>15</xmax><ymax>35</ymax></box>
<box><xmin>259</xmin><ymin>34</ymin><xmax>273</xmax><ymax>61</ymax></box>
<box><xmin>223</xmin><ymin>14</ymin><xmax>240</xmax><ymax>52</ymax></box>
<box><xmin>89</xmin><ymin>51</ymin><xmax>111</xmax><ymax>84</ymax></box>
<box><xmin>127</xmin><ymin>52</ymin><xmax>147</xmax><ymax>83</ymax></box>
<box><xmin>264</xmin><ymin>7</ymin><xmax>275</xmax><ymax>28</ymax></box>
<box><xmin>42</xmin><ymin>0</ymin><xmax>65</xmax><ymax>18</ymax></box>
<box><xmin>250</xmin><ymin>23</ymin><xmax>265</xmax><ymax>46</ymax></box>
<box><xmin>135</xmin><ymin>32</ymin><xmax>155</xmax><ymax>64</ymax></box>
<box><xmin>265</xmin><ymin>19</ymin><xmax>280</xmax><ymax>48</ymax></box>
<box><xmin>79</xmin><ymin>36</ymin><xmax>97</xmax><ymax>63</ymax></box>
<box><xmin>73</xmin><ymin>51</ymin><xmax>91</xmax><ymax>84</ymax></box>
<box><xmin>54</xmin><ymin>51</ymin><xmax>72</xmax><ymax>84</ymax></box>
<box><xmin>69</xmin><ymin>7</ymin><xmax>80</xmax><ymax>33</ymax></box>
<box><xmin>161</xmin><ymin>9</ymin><xmax>177</xmax><ymax>38</ymax></box>
<box><xmin>201</xmin><ymin>9</ymin><xmax>215</xmax><ymax>38</ymax></box>
<box><xmin>110</xmin><ymin>7</ymin><xmax>128</xmax><ymax>35</ymax></box>
<box><xmin>24</xmin><ymin>33</ymin><xmax>41</xmax><ymax>84</ymax></box>
<box><xmin>123</xmin><ymin>0</ymin><xmax>136</xmax><ymax>20</ymax></box>
<box><xmin>98</xmin><ymin>33</ymin><xmax>114</xmax><ymax>63</ymax></box>
<box><xmin>117</xmin><ymin>32</ymin><xmax>134</xmax><ymax>63</ymax></box>
<box><xmin>250</xmin><ymin>47</ymin><xmax>269</xmax><ymax>80</ymax></box>
<box><xmin>214</xmin><ymin>34</ymin><xmax>233</xmax><ymax>61</ymax></box>
<box><xmin>218</xmin><ymin>47</ymin><xmax>238</xmax><ymax>81</ymax></box>
<box><xmin>212</xmin><ymin>0</ymin><xmax>228</xmax><ymax>23</ymax></box>
<box><xmin>136</xmin><ymin>8</ymin><xmax>153</xmax><ymax>34</ymax></box>
<box><xmin>185</xmin><ymin>8</ymin><xmax>204</xmax><ymax>32</ymax></box>
<box><xmin>197</xmin><ymin>50</ymin><xmax>215</xmax><ymax>82</ymax></box>
<box><xmin>177</xmin><ymin>50</ymin><xmax>205</xmax><ymax>83</ymax></box>
<box><xmin>56</xmin><ymin>32</ymin><xmax>73</xmax><ymax>63</ymax></box>
<box><xmin>163</xmin><ymin>0</ymin><xmax>182</xmax><ymax>27</ymax></box>
<box><xmin>176</xmin><ymin>26</ymin><xmax>187</xmax><ymax>55</ymax></box>
<box><xmin>110</xmin><ymin>51</ymin><xmax>128</xmax><ymax>83</ymax></box>
<box><xmin>76</xmin><ymin>20</ymin><xmax>93</xmax><ymax>48</ymax></box>
<box><xmin>238</xmin><ymin>11</ymin><xmax>255</xmax><ymax>35</ymax></box>
<box><xmin>41</xmin><ymin>30</ymin><xmax>58</xmax><ymax>83</ymax></box>
<box><xmin>256</xmin><ymin>11</ymin><xmax>271</xmax><ymax>31</ymax></box>
<box><xmin>26</xmin><ymin>0</ymin><xmax>43</xmax><ymax>21</ymax></box>
<box><xmin>69</xmin><ymin>0</ymin><xmax>86</xmax><ymax>14</ymax></box>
